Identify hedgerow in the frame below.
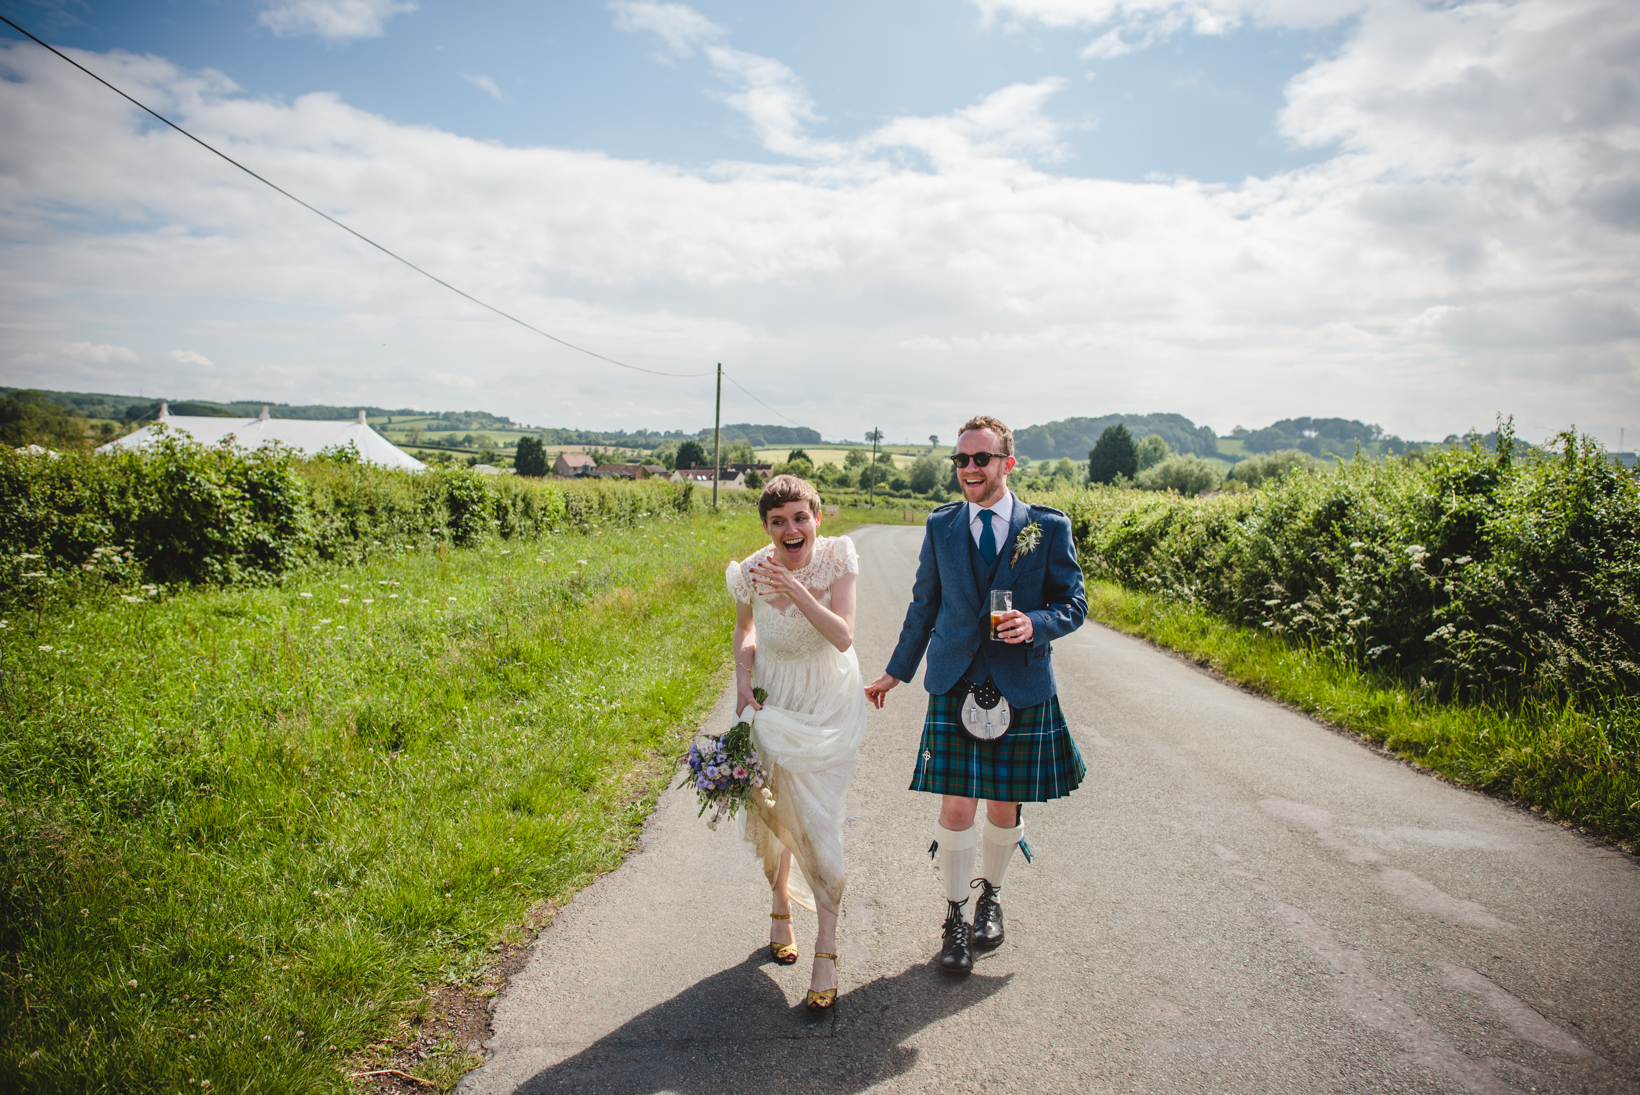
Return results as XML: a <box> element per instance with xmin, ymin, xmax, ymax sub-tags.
<box><xmin>1063</xmin><ymin>426</ymin><xmax>1640</xmax><ymax>703</ymax></box>
<box><xmin>0</xmin><ymin>434</ymin><xmax>694</xmax><ymax>600</ymax></box>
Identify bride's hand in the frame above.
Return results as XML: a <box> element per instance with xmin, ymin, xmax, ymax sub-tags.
<box><xmin>736</xmin><ymin>681</ymin><xmax>764</xmax><ymax>715</ymax></box>
<box><xmin>750</xmin><ymin>557</ymin><xmax>806</xmax><ymax>601</ymax></box>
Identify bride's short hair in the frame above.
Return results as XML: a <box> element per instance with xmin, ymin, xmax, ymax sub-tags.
<box><xmin>759</xmin><ymin>474</ymin><xmax>823</xmax><ymax>521</ymax></box>
<box><xmin>957</xmin><ymin>414</ymin><xmax>1014</xmax><ymax>456</ymax></box>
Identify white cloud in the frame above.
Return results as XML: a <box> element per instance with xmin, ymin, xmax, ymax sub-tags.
<box><xmin>258</xmin><ymin>0</ymin><xmax>416</xmax><ymax>42</ymax></box>
<box><xmin>170</xmin><ymin>350</ymin><xmax>215</xmax><ymax>367</ymax></box>
<box><xmin>608</xmin><ymin>1</ymin><xmax>725</xmax><ymax>56</ymax></box>
<box><xmin>975</xmin><ymin>0</ymin><xmax>1369</xmax><ymax>56</ymax></box>
<box><xmin>0</xmin><ymin>2</ymin><xmax>1636</xmax><ymax>447</ymax></box>
<box><xmin>67</xmin><ymin>342</ymin><xmax>140</xmax><ymax>364</ymax></box>
<box><xmin>461</xmin><ymin>74</ymin><xmax>505</xmax><ymax>102</ymax></box>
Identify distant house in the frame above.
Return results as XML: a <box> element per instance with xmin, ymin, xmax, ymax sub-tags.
<box><xmin>595</xmin><ymin>462</ymin><xmax>648</xmax><ymax>480</ymax></box>
<box><xmin>100</xmin><ymin>403</ymin><xmax>424</xmax><ymax>471</ymax></box>
<box><xmin>554</xmin><ymin>452</ymin><xmax>597</xmax><ymax>478</ymax></box>
<box><xmin>641</xmin><ymin>464</ymin><xmax>668</xmax><ymax>478</ymax></box>
<box><xmin>672</xmin><ymin>467</ymin><xmax>747</xmax><ymax>491</ymax></box>
<box><xmin>724</xmin><ymin>462</ymin><xmax>774</xmax><ymax>478</ymax></box>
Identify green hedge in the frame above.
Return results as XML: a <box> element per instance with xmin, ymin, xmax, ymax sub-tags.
<box><xmin>1056</xmin><ymin>428</ymin><xmax>1640</xmax><ymax>703</ymax></box>
<box><xmin>0</xmin><ymin>436</ymin><xmax>694</xmax><ymax>597</ymax></box>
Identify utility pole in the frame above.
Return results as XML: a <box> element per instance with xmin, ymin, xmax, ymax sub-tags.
<box><xmin>712</xmin><ymin>363</ymin><xmax>722</xmax><ymax>509</ymax></box>
<box><xmin>866</xmin><ymin>427</ymin><xmax>883</xmax><ymax>507</ymax></box>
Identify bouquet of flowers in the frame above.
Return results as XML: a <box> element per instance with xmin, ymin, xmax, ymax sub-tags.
<box><xmin>682</xmin><ymin>687</ymin><xmax>775</xmax><ymax>829</ymax></box>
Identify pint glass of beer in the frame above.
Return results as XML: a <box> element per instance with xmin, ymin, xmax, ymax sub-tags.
<box><xmin>989</xmin><ymin>589</ymin><xmax>1012</xmax><ymax>641</ymax></box>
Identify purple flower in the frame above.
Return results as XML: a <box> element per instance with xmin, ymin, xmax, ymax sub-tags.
<box><xmin>716</xmin><ymin>777</ymin><xmax>729</xmax><ymax>789</ymax></box>
<box><xmin>704</xmin><ymin>765</ymin><xmax>719</xmax><ymax>779</ymax></box>
<box><xmin>732</xmin><ymin>766</ymin><xmax>747</xmax><ymax>780</ymax></box>
<box><xmin>695</xmin><ymin>775</ymin><xmax>710</xmax><ymax>790</ymax></box>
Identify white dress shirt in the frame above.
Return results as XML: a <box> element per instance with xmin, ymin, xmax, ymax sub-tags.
<box><xmin>967</xmin><ymin>490</ymin><xmax>1015</xmax><ymax>550</ymax></box>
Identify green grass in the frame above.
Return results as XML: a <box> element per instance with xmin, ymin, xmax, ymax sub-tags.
<box><xmin>0</xmin><ymin>509</ymin><xmax>783</xmax><ymax>1092</ymax></box>
<box><xmin>1085</xmin><ymin>580</ymin><xmax>1640</xmax><ymax>850</ymax></box>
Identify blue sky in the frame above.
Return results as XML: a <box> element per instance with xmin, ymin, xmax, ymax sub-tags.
<box><xmin>16</xmin><ymin>0</ymin><xmax>1341</xmax><ymax>182</ymax></box>
<box><xmin>0</xmin><ymin>0</ymin><xmax>1635</xmax><ymax>447</ymax></box>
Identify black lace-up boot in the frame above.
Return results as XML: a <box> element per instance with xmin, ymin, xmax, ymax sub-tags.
<box><xmin>971</xmin><ymin>878</ymin><xmax>1004</xmax><ymax>949</ymax></box>
<box><xmin>940</xmin><ymin>898</ymin><xmax>973</xmax><ymax>973</ymax></box>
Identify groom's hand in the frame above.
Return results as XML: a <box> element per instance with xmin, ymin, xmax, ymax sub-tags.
<box><xmin>864</xmin><ymin>673</ymin><xmax>900</xmax><ymax>709</ymax></box>
<box><xmin>998</xmin><ymin>609</ymin><xmax>1034</xmax><ymax>644</ymax></box>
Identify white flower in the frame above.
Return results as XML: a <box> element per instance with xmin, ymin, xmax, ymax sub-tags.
<box><xmin>128</xmin><ymin>979</ymin><xmax>137</xmax><ymax>988</ymax></box>
<box><xmin>38</xmin><ymin>645</ymin><xmax>52</xmax><ymax>652</ymax></box>
<box><xmin>299</xmin><ymin>592</ymin><xmax>312</xmax><ymax>599</ymax></box>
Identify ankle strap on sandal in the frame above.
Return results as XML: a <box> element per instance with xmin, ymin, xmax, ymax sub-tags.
<box><xmin>770</xmin><ymin>912</ymin><xmax>791</xmax><ymax>920</ymax></box>
<box><xmin>813</xmin><ymin>952</ymin><xmax>838</xmax><ymax>963</ymax></box>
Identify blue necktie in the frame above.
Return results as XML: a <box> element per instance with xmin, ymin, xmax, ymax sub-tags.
<box><xmin>979</xmin><ymin>509</ymin><xmax>998</xmax><ymax>565</ymax></box>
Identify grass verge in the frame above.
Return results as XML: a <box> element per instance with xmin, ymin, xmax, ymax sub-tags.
<box><xmin>1086</xmin><ymin>580</ymin><xmax>1639</xmax><ymax>851</ymax></box>
<box><xmin>0</xmin><ymin>508</ymin><xmax>783</xmax><ymax>1092</ymax></box>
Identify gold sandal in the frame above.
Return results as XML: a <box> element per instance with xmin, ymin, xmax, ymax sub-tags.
<box><xmin>769</xmin><ymin>913</ymin><xmax>798</xmax><ymax>965</ymax></box>
<box><xmin>805</xmin><ymin>953</ymin><xmax>838</xmax><ymax>1011</ymax></box>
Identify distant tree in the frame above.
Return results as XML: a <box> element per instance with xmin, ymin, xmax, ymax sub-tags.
<box><xmin>1088</xmin><ymin>424</ymin><xmax>1139</xmax><ymax>484</ymax></box>
<box><xmin>908</xmin><ymin>455</ymin><xmax>942</xmax><ymax>494</ymax></box>
<box><xmin>1227</xmin><ymin>449</ymin><xmax>1322</xmax><ymax>490</ymax></box>
<box><xmin>1053</xmin><ymin>457</ymin><xmax>1077</xmax><ymax>479</ymax></box>
<box><xmin>675</xmin><ymin>439</ymin><xmax>707</xmax><ymax>470</ymax></box>
<box><xmin>0</xmin><ymin>390</ymin><xmax>85</xmax><ymax>449</ymax></box>
<box><xmin>1136</xmin><ymin>434</ymin><xmax>1170</xmax><ymax>471</ymax></box>
<box><xmin>743</xmin><ymin>469</ymin><xmax>765</xmax><ymax>492</ymax></box>
<box><xmin>1134</xmin><ymin>454</ymin><xmax>1223</xmax><ymax>496</ymax></box>
<box><xmin>728</xmin><ymin>439</ymin><xmax>758</xmax><ymax>465</ymax></box>
<box><xmin>786</xmin><ymin>448</ymin><xmax>811</xmax><ymax>464</ymax></box>
<box><xmin>651</xmin><ymin>440</ymin><xmax>679</xmax><ymax>470</ymax></box>
<box><xmin>774</xmin><ymin>456</ymin><xmax>816</xmax><ymax>480</ymax></box>
<box><xmin>843</xmin><ymin>448</ymin><xmax>869</xmax><ymax>470</ymax></box>
<box><xmin>514</xmin><ymin>435</ymin><xmax>548</xmax><ymax>478</ymax></box>
<box><xmin>928</xmin><ymin>434</ymin><xmax>939</xmax><ymax>451</ymax></box>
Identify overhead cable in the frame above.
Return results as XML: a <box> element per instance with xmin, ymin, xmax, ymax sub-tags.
<box><xmin>0</xmin><ymin>13</ymin><xmax>712</xmax><ymax>380</ymax></box>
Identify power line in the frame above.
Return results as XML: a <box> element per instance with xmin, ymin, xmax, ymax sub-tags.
<box><xmin>0</xmin><ymin>13</ymin><xmax>712</xmax><ymax>380</ymax></box>
<box><xmin>721</xmin><ymin>370</ymin><xmax>803</xmax><ymax>426</ymax></box>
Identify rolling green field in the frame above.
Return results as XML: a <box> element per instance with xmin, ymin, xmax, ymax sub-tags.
<box><xmin>1</xmin><ymin>510</ymin><xmax>780</xmax><ymax>1092</ymax></box>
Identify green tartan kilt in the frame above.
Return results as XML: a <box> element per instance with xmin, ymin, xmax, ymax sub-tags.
<box><xmin>908</xmin><ymin>689</ymin><xmax>1085</xmax><ymax>802</ymax></box>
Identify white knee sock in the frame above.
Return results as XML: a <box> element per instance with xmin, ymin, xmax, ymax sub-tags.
<box><xmin>981</xmin><ymin>818</ymin><xmax>1023</xmax><ymax>889</ymax></box>
<box><xmin>934</xmin><ymin>822</ymin><xmax>978</xmax><ymax>905</ymax></box>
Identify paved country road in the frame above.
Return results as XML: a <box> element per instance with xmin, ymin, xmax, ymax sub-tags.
<box><xmin>460</xmin><ymin>525</ymin><xmax>1639</xmax><ymax>1095</ymax></box>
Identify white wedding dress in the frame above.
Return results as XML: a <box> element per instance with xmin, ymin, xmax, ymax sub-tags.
<box><xmin>725</xmin><ymin>535</ymin><xmax>868</xmax><ymax>914</ymax></box>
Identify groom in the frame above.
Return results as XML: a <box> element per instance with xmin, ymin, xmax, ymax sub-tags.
<box><xmin>865</xmin><ymin>414</ymin><xmax>1087</xmax><ymax>973</ymax></box>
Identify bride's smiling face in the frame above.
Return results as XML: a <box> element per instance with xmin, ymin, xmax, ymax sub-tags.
<box><xmin>763</xmin><ymin>501</ymin><xmax>822</xmax><ymax>569</ymax></box>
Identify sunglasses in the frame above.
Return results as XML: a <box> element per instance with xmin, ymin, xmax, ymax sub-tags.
<box><xmin>948</xmin><ymin>452</ymin><xmax>1009</xmax><ymax>469</ymax></box>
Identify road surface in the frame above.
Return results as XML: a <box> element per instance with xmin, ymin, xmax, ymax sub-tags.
<box><xmin>460</xmin><ymin>524</ymin><xmax>1639</xmax><ymax>1094</ymax></box>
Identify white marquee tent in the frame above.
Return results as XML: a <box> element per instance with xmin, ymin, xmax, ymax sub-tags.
<box><xmin>100</xmin><ymin>404</ymin><xmax>426</xmax><ymax>471</ymax></box>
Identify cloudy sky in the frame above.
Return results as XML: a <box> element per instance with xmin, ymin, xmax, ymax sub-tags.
<box><xmin>0</xmin><ymin>0</ymin><xmax>1635</xmax><ymax>447</ymax></box>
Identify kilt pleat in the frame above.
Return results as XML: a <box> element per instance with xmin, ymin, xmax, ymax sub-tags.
<box><xmin>908</xmin><ymin>691</ymin><xmax>1085</xmax><ymax>802</ymax></box>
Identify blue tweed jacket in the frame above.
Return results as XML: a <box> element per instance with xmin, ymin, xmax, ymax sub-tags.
<box><xmin>884</xmin><ymin>497</ymin><xmax>1086</xmax><ymax>708</ymax></box>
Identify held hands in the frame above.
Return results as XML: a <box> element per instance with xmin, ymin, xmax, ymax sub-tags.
<box><xmin>864</xmin><ymin>673</ymin><xmax>899</xmax><ymax>709</ymax></box>
<box><xmin>736</xmin><ymin>681</ymin><xmax>764</xmax><ymax>717</ymax></box>
<box><xmin>995</xmin><ymin>609</ymin><xmax>1034</xmax><ymax>644</ymax></box>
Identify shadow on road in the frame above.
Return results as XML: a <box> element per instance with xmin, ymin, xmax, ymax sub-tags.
<box><xmin>510</xmin><ymin>950</ymin><xmax>1012</xmax><ymax>1093</ymax></box>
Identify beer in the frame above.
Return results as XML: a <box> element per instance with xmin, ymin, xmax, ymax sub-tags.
<box><xmin>988</xmin><ymin>590</ymin><xmax>1012</xmax><ymax>641</ymax></box>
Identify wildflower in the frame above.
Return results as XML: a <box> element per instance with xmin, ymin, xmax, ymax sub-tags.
<box><xmin>39</xmin><ymin>645</ymin><xmax>52</xmax><ymax>652</ymax></box>
<box><xmin>121</xmin><ymin>595</ymin><xmax>143</xmax><ymax>603</ymax></box>
<box><xmin>362</xmin><ymin>598</ymin><xmax>373</xmax><ymax>604</ymax></box>
<box><xmin>577</xmin><ymin>559</ymin><xmax>587</xmax><ymax>565</ymax></box>
<box><xmin>299</xmin><ymin>592</ymin><xmax>312</xmax><ymax>599</ymax></box>
<box><xmin>493</xmin><ymin>867</ymin><xmax>500</xmax><ymax>875</ymax></box>
<box><xmin>339</xmin><ymin>598</ymin><xmax>350</xmax><ymax>605</ymax></box>
<box><xmin>448</xmin><ymin>596</ymin><xmax>457</xmax><ymax>601</ymax></box>
<box><xmin>128</xmin><ymin>980</ymin><xmax>137</xmax><ymax>988</ymax></box>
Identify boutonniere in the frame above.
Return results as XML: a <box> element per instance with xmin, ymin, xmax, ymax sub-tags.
<box><xmin>1010</xmin><ymin>520</ymin><xmax>1042</xmax><ymax>566</ymax></box>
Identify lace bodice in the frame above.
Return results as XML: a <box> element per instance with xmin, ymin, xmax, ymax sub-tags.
<box><xmin>726</xmin><ymin>535</ymin><xmax>859</xmax><ymax>663</ymax></box>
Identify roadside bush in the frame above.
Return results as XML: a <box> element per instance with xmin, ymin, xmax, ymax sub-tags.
<box><xmin>1135</xmin><ymin>454</ymin><xmax>1222</xmax><ymax>495</ymax></box>
<box><xmin>1228</xmin><ymin>449</ymin><xmax>1323</xmax><ymax>489</ymax></box>
<box><xmin>1067</xmin><ymin>426</ymin><xmax>1640</xmax><ymax>702</ymax></box>
<box><xmin>0</xmin><ymin>436</ymin><xmax>693</xmax><ymax>599</ymax></box>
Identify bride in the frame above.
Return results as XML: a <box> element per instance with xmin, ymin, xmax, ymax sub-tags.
<box><xmin>726</xmin><ymin>474</ymin><xmax>867</xmax><ymax>1011</ymax></box>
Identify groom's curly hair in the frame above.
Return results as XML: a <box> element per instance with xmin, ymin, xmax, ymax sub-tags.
<box><xmin>759</xmin><ymin>474</ymin><xmax>823</xmax><ymax>521</ymax></box>
<box><xmin>957</xmin><ymin>415</ymin><xmax>1014</xmax><ymax>456</ymax></box>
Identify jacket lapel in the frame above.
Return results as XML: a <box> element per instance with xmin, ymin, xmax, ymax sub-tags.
<box><xmin>992</xmin><ymin>498</ymin><xmax>1033</xmax><ymax>587</ymax></box>
<box><xmin>943</xmin><ymin>503</ymin><xmax>982</xmax><ymax>614</ymax></box>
